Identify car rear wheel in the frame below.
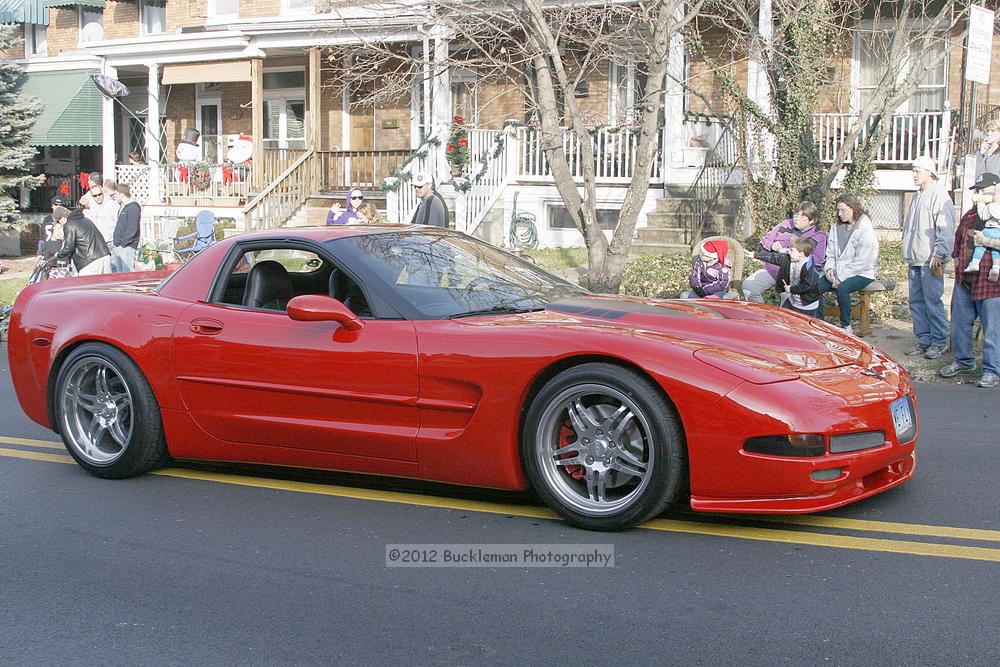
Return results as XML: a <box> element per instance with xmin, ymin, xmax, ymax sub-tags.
<box><xmin>522</xmin><ymin>363</ymin><xmax>685</xmax><ymax>531</ymax></box>
<box><xmin>55</xmin><ymin>343</ymin><xmax>168</xmax><ymax>479</ymax></box>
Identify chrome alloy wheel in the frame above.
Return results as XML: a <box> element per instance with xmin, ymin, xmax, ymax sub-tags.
<box><xmin>58</xmin><ymin>356</ymin><xmax>135</xmax><ymax>466</ymax></box>
<box><xmin>535</xmin><ymin>383</ymin><xmax>655</xmax><ymax>517</ymax></box>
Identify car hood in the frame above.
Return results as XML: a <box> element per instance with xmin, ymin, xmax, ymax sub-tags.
<box><xmin>473</xmin><ymin>295</ymin><xmax>874</xmax><ymax>382</ymax></box>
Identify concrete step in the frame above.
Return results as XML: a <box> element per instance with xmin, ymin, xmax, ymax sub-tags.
<box><xmin>636</xmin><ymin>226</ymin><xmax>690</xmax><ymax>245</ymax></box>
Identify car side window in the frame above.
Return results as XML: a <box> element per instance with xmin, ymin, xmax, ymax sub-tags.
<box><xmin>216</xmin><ymin>247</ymin><xmax>371</xmax><ymax>317</ymax></box>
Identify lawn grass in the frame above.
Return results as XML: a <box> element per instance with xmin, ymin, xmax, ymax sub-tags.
<box><xmin>0</xmin><ymin>275</ymin><xmax>27</xmax><ymax>308</ymax></box>
<box><xmin>522</xmin><ymin>247</ymin><xmax>589</xmax><ymax>271</ymax></box>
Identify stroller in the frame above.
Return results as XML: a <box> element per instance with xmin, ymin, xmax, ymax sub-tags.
<box><xmin>173</xmin><ymin>210</ymin><xmax>217</xmax><ymax>261</ymax></box>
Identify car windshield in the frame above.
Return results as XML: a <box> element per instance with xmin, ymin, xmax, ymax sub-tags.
<box><xmin>329</xmin><ymin>231</ymin><xmax>587</xmax><ymax>319</ymax></box>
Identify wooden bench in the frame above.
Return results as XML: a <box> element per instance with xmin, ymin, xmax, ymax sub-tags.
<box><xmin>823</xmin><ymin>279</ymin><xmax>895</xmax><ymax>337</ymax></box>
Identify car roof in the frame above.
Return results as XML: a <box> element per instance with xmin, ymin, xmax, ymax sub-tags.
<box><xmin>236</xmin><ymin>224</ymin><xmax>440</xmax><ymax>243</ymax></box>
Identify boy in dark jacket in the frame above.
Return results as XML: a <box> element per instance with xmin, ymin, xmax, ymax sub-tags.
<box><xmin>755</xmin><ymin>236</ymin><xmax>822</xmax><ymax>316</ymax></box>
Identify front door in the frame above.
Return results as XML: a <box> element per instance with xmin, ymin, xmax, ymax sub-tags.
<box><xmin>264</xmin><ymin>98</ymin><xmax>306</xmax><ymax>150</ymax></box>
<box><xmin>197</xmin><ymin>101</ymin><xmax>221</xmax><ymax>162</ymax></box>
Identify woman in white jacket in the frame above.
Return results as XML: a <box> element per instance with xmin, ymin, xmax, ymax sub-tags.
<box><xmin>819</xmin><ymin>193</ymin><xmax>879</xmax><ymax>333</ymax></box>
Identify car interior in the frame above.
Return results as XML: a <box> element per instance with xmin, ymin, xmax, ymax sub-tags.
<box><xmin>216</xmin><ymin>249</ymin><xmax>372</xmax><ymax>317</ymax></box>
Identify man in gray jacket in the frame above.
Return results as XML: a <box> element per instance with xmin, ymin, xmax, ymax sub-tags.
<box><xmin>903</xmin><ymin>155</ymin><xmax>955</xmax><ymax>359</ymax></box>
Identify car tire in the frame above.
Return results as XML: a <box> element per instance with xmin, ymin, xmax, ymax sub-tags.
<box><xmin>54</xmin><ymin>343</ymin><xmax>169</xmax><ymax>479</ymax></box>
<box><xmin>521</xmin><ymin>363</ymin><xmax>686</xmax><ymax>531</ymax></box>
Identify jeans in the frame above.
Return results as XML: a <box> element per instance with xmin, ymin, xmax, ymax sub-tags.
<box><xmin>818</xmin><ymin>274</ymin><xmax>874</xmax><ymax>326</ymax></box>
<box><xmin>950</xmin><ymin>282</ymin><xmax>1000</xmax><ymax>376</ymax></box>
<box><xmin>111</xmin><ymin>245</ymin><xmax>137</xmax><ymax>273</ymax></box>
<box><xmin>907</xmin><ymin>265</ymin><xmax>948</xmax><ymax>348</ymax></box>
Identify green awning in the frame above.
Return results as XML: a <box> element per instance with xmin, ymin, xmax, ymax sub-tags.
<box><xmin>42</xmin><ymin>0</ymin><xmax>104</xmax><ymax>7</ymax></box>
<box><xmin>0</xmin><ymin>0</ymin><xmax>49</xmax><ymax>24</ymax></box>
<box><xmin>18</xmin><ymin>70</ymin><xmax>103</xmax><ymax>146</ymax></box>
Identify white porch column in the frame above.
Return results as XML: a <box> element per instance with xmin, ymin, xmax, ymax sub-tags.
<box><xmin>146</xmin><ymin>63</ymin><xmax>161</xmax><ymax>203</ymax></box>
<box><xmin>101</xmin><ymin>64</ymin><xmax>117</xmax><ymax>179</ymax></box>
<box><xmin>662</xmin><ymin>4</ymin><xmax>686</xmax><ymax>184</ymax></box>
<box><xmin>746</xmin><ymin>0</ymin><xmax>774</xmax><ymax>179</ymax></box>
<box><xmin>431</xmin><ymin>31</ymin><xmax>451</xmax><ymax>183</ymax></box>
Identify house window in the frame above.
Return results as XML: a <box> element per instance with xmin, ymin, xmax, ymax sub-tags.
<box><xmin>79</xmin><ymin>8</ymin><xmax>104</xmax><ymax>42</ymax></box>
<box><xmin>610</xmin><ymin>62</ymin><xmax>647</xmax><ymax>127</ymax></box>
<box><xmin>855</xmin><ymin>30</ymin><xmax>947</xmax><ymax>113</ymax></box>
<box><xmin>548</xmin><ymin>206</ymin><xmax>618</xmax><ymax>230</ymax></box>
<box><xmin>25</xmin><ymin>24</ymin><xmax>47</xmax><ymax>58</ymax></box>
<box><xmin>209</xmin><ymin>0</ymin><xmax>239</xmax><ymax>18</ymax></box>
<box><xmin>140</xmin><ymin>0</ymin><xmax>166</xmax><ymax>35</ymax></box>
<box><xmin>451</xmin><ymin>69</ymin><xmax>478</xmax><ymax>126</ymax></box>
<box><xmin>282</xmin><ymin>0</ymin><xmax>313</xmax><ymax>13</ymax></box>
<box><xmin>264</xmin><ymin>68</ymin><xmax>307</xmax><ymax>150</ymax></box>
<box><xmin>264</xmin><ymin>70</ymin><xmax>306</xmax><ymax>90</ymax></box>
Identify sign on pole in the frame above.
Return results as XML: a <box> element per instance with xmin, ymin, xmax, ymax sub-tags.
<box><xmin>966</xmin><ymin>5</ymin><xmax>995</xmax><ymax>84</ymax></box>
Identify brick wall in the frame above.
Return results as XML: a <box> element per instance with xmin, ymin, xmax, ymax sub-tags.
<box><xmin>221</xmin><ymin>82</ymin><xmax>253</xmax><ymax>136</ymax></box>
<box><xmin>166</xmin><ymin>0</ymin><xmax>206</xmax><ymax>31</ymax></box>
<box><xmin>163</xmin><ymin>84</ymin><xmax>196</xmax><ymax>155</ymax></box>
<box><xmin>240</xmin><ymin>0</ymin><xmax>282</xmax><ymax>19</ymax></box>
<box><xmin>104</xmin><ymin>0</ymin><xmax>138</xmax><ymax>40</ymax></box>
<box><xmin>47</xmin><ymin>7</ymin><xmax>80</xmax><ymax>56</ymax></box>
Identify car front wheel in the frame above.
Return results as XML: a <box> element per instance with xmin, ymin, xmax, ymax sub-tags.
<box><xmin>522</xmin><ymin>363</ymin><xmax>686</xmax><ymax>531</ymax></box>
<box><xmin>55</xmin><ymin>343</ymin><xmax>169</xmax><ymax>478</ymax></box>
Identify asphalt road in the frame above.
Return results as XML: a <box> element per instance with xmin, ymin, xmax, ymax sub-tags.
<box><xmin>1</xmin><ymin>342</ymin><xmax>998</xmax><ymax>666</ymax></box>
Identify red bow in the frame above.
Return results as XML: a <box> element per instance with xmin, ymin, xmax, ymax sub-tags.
<box><xmin>179</xmin><ymin>166</ymin><xmax>189</xmax><ymax>183</ymax></box>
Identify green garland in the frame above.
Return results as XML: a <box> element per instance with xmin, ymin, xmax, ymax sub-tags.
<box><xmin>381</xmin><ymin>136</ymin><xmax>442</xmax><ymax>192</ymax></box>
<box><xmin>454</xmin><ymin>123</ymin><xmax>519</xmax><ymax>193</ymax></box>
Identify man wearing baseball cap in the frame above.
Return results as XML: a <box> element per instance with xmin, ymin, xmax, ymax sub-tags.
<box><xmin>940</xmin><ymin>172</ymin><xmax>1000</xmax><ymax>388</ymax></box>
<box><xmin>901</xmin><ymin>155</ymin><xmax>955</xmax><ymax>359</ymax></box>
<box><xmin>410</xmin><ymin>173</ymin><xmax>449</xmax><ymax>228</ymax></box>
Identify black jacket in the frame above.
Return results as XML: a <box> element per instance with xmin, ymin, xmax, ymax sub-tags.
<box><xmin>412</xmin><ymin>191</ymin><xmax>449</xmax><ymax>228</ymax></box>
<box><xmin>57</xmin><ymin>211</ymin><xmax>110</xmax><ymax>272</ymax></box>
<box><xmin>754</xmin><ymin>250</ymin><xmax>822</xmax><ymax>306</ymax></box>
<box><xmin>113</xmin><ymin>200</ymin><xmax>141</xmax><ymax>248</ymax></box>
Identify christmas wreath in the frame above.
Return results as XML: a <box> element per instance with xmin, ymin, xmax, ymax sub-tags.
<box><xmin>188</xmin><ymin>162</ymin><xmax>212</xmax><ymax>191</ymax></box>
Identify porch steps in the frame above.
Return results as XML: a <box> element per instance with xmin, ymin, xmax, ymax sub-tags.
<box><xmin>282</xmin><ymin>192</ymin><xmax>389</xmax><ymax>228</ymax></box>
<box><xmin>634</xmin><ymin>189</ymin><xmax>742</xmax><ymax>255</ymax></box>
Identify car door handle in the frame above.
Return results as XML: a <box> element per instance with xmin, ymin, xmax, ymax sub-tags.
<box><xmin>190</xmin><ymin>318</ymin><xmax>224</xmax><ymax>335</ymax></box>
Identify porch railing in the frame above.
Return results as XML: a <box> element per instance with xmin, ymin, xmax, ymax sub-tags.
<box><xmin>680</xmin><ymin>122</ymin><xmax>741</xmax><ymax>244</ymax></box>
<box><xmin>385</xmin><ymin>139</ymin><xmax>441</xmax><ymax>225</ymax></box>
<box><xmin>114</xmin><ymin>165</ymin><xmax>152</xmax><ymax>204</ymax></box>
<box><xmin>243</xmin><ymin>149</ymin><xmax>315</xmax><ymax>231</ymax></box>
<box><xmin>517</xmin><ymin>126</ymin><xmax>663</xmax><ymax>182</ymax></box>
<box><xmin>461</xmin><ymin>128</ymin><xmax>516</xmax><ymax>235</ymax></box>
<box><xmin>813</xmin><ymin>110</ymin><xmax>952</xmax><ymax>165</ymax></box>
<box><xmin>260</xmin><ymin>148</ymin><xmax>308</xmax><ymax>186</ymax></box>
<box><xmin>316</xmin><ymin>150</ymin><xmax>411</xmax><ymax>191</ymax></box>
<box><xmin>160</xmin><ymin>163</ymin><xmax>252</xmax><ymax>200</ymax></box>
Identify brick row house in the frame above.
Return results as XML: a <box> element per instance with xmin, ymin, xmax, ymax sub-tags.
<box><xmin>2</xmin><ymin>0</ymin><xmax>998</xmax><ymax>249</ymax></box>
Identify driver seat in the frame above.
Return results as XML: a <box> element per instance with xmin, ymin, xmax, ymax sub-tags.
<box><xmin>243</xmin><ymin>260</ymin><xmax>296</xmax><ymax>311</ymax></box>
<box><xmin>328</xmin><ymin>268</ymin><xmax>371</xmax><ymax>317</ymax></box>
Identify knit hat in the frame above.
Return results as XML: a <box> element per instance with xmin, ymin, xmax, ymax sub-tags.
<box><xmin>701</xmin><ymin>239</ymin><xmax>729</xmax><ymax>265</ymax></box>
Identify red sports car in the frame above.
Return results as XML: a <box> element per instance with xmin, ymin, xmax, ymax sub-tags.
<box><xmin>7</xmin><ymin>226</ymin><xmax>917</xmax><ymax>530</ymax></box>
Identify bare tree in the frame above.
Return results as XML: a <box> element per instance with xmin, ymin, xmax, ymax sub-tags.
<box><xmin>696</xmin><ymin>0</ymin><xmax>965</xmax><ymax>230</ymax></box>
<box><xmin>324</xmin><ymin>0</ymin><xmax>703</xmax><ymax>293</ymax></box>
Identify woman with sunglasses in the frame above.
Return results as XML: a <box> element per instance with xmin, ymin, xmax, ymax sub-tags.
<box><xmin>327</xmin><ymin>188</ymin><xmax>366</xmax><ymax>225</ymax></box>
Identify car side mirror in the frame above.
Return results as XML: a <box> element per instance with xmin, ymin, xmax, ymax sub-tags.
<box><xmin>286</xmin><ymin>295</ymin><xmax>364</xmax><ymax>331</ymax></box>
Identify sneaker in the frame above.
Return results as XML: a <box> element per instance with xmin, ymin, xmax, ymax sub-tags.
<box><xmin>990</xmin><ymin>266</ymin><xmax>1000</xmax><ymax>283</ymax></box>
<box><xmin>939</xmin><ymin>362</ymin><xmax>976</xmax><ymax>378</ymax></box>
<box><xmin>840</xmin><ymin>323</ymin><xmax>853</xmax><ymax>335</ymax></box>
<box><xmin>978</xmin><ymin>372</ymin><xmax>999</xmax><ymax>388</ymax></box>
<box><xmin>904</xmin><ymin>343</ymin><xmax>927</xmax><ymax>356</ymax></box>
<box><xmin>924</xmin><ymin>345</ymin><xmax>947</xmax><ymax>360</ymax></box>
<box><xmin>964</xmin><ymin>259</ymin><xmax>981</xmax><ymax>273</ymax></box>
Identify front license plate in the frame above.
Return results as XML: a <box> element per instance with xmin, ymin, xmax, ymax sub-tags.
<box><xmin>890</xmin><ymin>396</ymin><xmax>914</xmax><ymax>438</ymax></box>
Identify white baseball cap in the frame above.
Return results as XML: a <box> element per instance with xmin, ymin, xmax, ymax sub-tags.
<box><xmin>411</xmin><ymin>172</ymin><xmax>434</xmax><ymax>188</ymax></box>
<box><xmin>912</xmin><ymin>155</ymin><xmax>938</xmax><ymax>177</ymax></box>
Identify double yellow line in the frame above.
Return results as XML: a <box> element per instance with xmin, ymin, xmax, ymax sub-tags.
<box><xmin>2</xmin><ymin>435</ymin><xmax>999</xmax><ymax>563</ymax></box>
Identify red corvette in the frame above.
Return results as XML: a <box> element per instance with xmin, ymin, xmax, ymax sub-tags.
<box><xmin>7</xmin><ymin>226</ymin><xmax>917</xmax><ymax>530</ymax></box>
